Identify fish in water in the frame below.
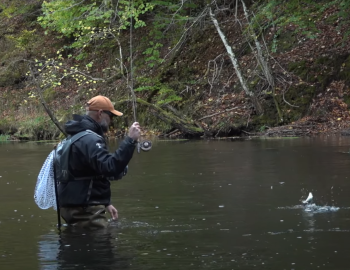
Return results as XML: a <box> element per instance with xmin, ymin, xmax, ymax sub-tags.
<box><xmin>302</xmin><ymin>192</ymin><xmax>313</xmax><ymax>204</ymax></box>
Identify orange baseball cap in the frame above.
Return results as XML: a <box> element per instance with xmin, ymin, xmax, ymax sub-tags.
<box><xmin>87</xmin><ymin>95</ymin><xmax>123</xmax><ymax>116</ymax></box>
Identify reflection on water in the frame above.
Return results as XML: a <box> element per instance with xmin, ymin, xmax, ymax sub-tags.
<box><xmin>39</xmin><ymin>226</ymin><xmax>130</xmax><ymax>270</ymax></box>
<box><xmin>2</xmin><ymin>136</ymin><xmax>350</xmax><ymax>269</ymax></box>
<box><xmin>38</xmin><ymin>233</ymin><xmax>59</xmax><ymax>270</ymax></box>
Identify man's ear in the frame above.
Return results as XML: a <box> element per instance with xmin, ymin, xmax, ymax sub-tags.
<box><xmin>97</xmin><ymin>109</ymin><xmax>103</xmax><ymax>120</ymax></box>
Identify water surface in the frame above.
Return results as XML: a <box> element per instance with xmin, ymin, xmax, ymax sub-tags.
<box><xmin>1</xmin><ymin>136</ymin><xmax>350</xmax><ymax>269</ymax></box>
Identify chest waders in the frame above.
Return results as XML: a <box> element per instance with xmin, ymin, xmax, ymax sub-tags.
<box><xmin>54</xmin><ymin>130</ymin><xmax>102</xmax><ymax>228</ymax></box>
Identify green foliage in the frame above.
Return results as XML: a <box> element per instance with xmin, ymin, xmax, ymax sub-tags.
<box><xmin>38</xmin><ymin>0</ymin><xmax>113</xmax><ymax>54</ymax></box>
<box><xmin>337</xmin><ymin>0</ymin><xmax>350</xmax><ymax>38</ymax></box>
<box><xmin>37</xmin><ymin>0</ymin><xmax>156</xmax><ymax>58</ymax></box>
<box><xmin>252</xmin><ymin>0</ymin><xmax>345</xmax><ymax>52</ymax></box>
<box><xmin>143</xmin><ymin>41</ymin><xmax>163</xmax><ymax>67</ymax></box>
<box><xmin>0</xmin><ymin>0</ymin><xmax>41</xmax><ymax>19</ymax></box>
<box><xmin>338</xmin><ymin>0</ymin><xmax>350</xmax><ymax>19</ymax></box>
<box><xmin>26</xmin><ymin>52</ymin><xmax>101</xmax><ymax>101</ymax></box>
<box><xmin>0</xmin><ymin>135</ymin><xmax>10</xmax><ymax>141</ymax></box>
<box><xmin>259</xmin><ymin>125</ymin><xmax>267</xmax><ymax>132</ymax></box>
<box><xmin>15</xmin><ymin>115</ymin><xmax>57</xmax><ymax>140</ymax></box>
<box><xmin>6</xmin><ymin>30</ymin><xmax>37</xmax><ymax>52</ymax></box>
<box><xmin>134</xmin><ymin>85</ymin><xmax>155</xmax><ymax>92</ymax></box>
<box><xmin>38</xmin><ymin>0</ymin><xmax>111</xmax><ymax>36</ymax></box>
<box><xmin>140</xmin><ymin>0</ymin><xmax>200</xmax><ymax>68</ymax></box>
<box><xmin>157</xmin><ymin>86</ymin><xmax>182</xmax><ymax>105</ymax></box>
<box><xmin>135</xmin><ymin>77</ymin><xmax>182</xmax><ymax>105</ymax></box>
<box><xmin>36</xmin><ymin>0</ymin><xmax>203</xmax><ymax>66</ymax></box>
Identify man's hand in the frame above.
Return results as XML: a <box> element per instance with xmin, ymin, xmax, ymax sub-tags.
<box><xmin>106</xmin><ymin>205</ymin><xmax>118</xmax><ymax>220</ymax></box>
<box><xmin>128</xmin><ymin>122</ymin><xmax>141</xmax><ymax>141</ymax></box>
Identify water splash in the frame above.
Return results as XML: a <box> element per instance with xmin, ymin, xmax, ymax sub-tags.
<box><xmin>279</xmin><ymin>190</ymin><xmax>341</xmax><ymax>214</ymax></box>
<box><xmin>302</xmin><ymin>192</ymin><xmax>313</xmax><ymax>204</ymax></box>
<box><xmin>303</xmin><ymin>203</ymin><xmax>339</xmax><ymax>213</ymax></box>
<box><xmin>278</xmin><ymin>204</ymin><xmax>340</xmax><ymax>212</ymax></box>
<box><xmin>300</xmin><ymin>191</ymin><xmax>339</xmax><ymax>213</ymax></box>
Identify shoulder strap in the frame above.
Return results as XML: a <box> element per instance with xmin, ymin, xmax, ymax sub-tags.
<box><xmin>56</xmin><ymin>130</ymin><xmax>102</xmax><ymax>183</ymax></box>
<box><xmin>69</xmin><ymin>130</ymin><xmax>98</xmax><ymax>144</ymax></box>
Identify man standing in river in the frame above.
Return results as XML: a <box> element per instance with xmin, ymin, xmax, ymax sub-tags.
<box><xmin>57</xmin><ymin>95</ymin><xmax>141</xmax><ymax>228</ymax></box>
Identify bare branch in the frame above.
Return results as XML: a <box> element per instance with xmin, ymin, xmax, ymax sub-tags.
<box><xmin>163</xmin><ymin>0</ymin><xmax>187</xmax><ymax>34</ymax></box>
<box><xmin>163</xmin><ymin>7</ymin><xmax>209</xmax><ymax>60</ymax></box>
<box><xmin>197</xmin><ymin>107</ymin><xmax>239</xmax><ymax>121</ymax></box>
<box><xmin>282</xmin><ymin>86</ymin><xmax>299</xmax><ymax>108</ymax></box>
<box><xmin>50</xmin><ymin>0</ymin><xmax>86</xmax><ymax>14</ymax></box>
<box><xmin>207</xmin><ymin>54</ymin><xmax>224</xmax><ymax>94</ymax></box>
<box><xmin>27</xmin><ymin>63</ymin><xmax>67</xmax><ymax>137</ymax></box>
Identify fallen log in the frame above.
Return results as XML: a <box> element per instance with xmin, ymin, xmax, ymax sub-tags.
<box><xmin>116</xmin><ymin>98</ymin><xmax>204</xmax><ymax>137</ymax></box>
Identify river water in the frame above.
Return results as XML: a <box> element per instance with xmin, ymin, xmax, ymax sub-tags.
<box><xmin>1</xmin><ymin>136</ymin><xmax>350</xmax><ymax>270</ymax></box>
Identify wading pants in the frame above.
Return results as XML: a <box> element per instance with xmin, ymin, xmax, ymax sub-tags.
<box><xmin>60</xmin><ymin>205</ymin><xmax>108</xmax><ymax>228</ymax></box>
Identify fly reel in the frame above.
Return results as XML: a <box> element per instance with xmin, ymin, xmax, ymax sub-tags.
<box><xmin>137</xmin><ymin>140</ymin><xmax>152</xmax><ymax>153</ymax></box>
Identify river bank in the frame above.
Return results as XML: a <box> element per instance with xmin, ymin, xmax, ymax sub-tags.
<box><xmin>1</xmin><ymin>2</ymin><xmax>350</xmax><ymax>141</ymax></box>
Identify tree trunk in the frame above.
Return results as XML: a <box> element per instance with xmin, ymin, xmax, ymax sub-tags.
<box><xmin>241</xmin><ymin>0</ymin><xmax>283</xmax><ymax>120</ymax></box>
<box><xmin>209</xmin><ymin>7</ymin><xmax>263</xmax><ymax>115</ymax></box>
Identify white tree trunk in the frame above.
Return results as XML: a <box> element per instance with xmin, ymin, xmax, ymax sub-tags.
<box><xmin>209</xmin><ymin>7</ymin><xmax>253</xmax><ymax>97</ymax></box>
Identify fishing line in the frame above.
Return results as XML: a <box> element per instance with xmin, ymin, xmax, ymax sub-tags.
<box><xmin>129</xmin><ymin>0</ymin><xmax>152</xmax><ymax>153</ymax></box>
<box><xmin>129</xmin><ymin>3</ymin><xmax>137</xmax><ymax>124</ymax></box>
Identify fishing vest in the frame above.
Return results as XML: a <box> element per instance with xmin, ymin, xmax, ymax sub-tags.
<box><xmin>54</xmin><ymin>130</ymin><xmax>103</xmax><ymax>183</ymax></box>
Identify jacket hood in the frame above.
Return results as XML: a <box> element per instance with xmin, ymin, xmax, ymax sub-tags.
<box><xmin>64</xmin><ymin>114</ymin><xmax>104</xmax><ymax>137</ymax></box>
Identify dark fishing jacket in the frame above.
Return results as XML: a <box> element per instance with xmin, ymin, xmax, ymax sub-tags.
<box><xmin>57</xmin><ymin>114</ymin><xmax>136</xmax><ymax>207</ymax></box>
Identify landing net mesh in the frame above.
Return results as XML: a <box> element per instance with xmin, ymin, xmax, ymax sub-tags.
<box><xmin>34</xmin><ymin>150</ymin><xmax>57</xmax><ymax>210</ymax></box>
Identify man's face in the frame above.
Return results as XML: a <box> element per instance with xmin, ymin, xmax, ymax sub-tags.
<box><xmin>99</xmin><ymin>110</ymin><xmax>113</xmax><ymax>133</ymax></box>
<box><xmin>100</xmin><ymin>118</ymin><xmax>109</xmax><ymax>133</ymax></box>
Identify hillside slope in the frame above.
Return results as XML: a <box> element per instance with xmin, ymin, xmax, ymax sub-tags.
<box><xmin>1</xmin><ymin>1</ymin><xmax>350</xmax><ymax>140</ymax></box>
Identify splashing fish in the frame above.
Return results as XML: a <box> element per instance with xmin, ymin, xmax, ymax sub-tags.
<box><xmin>302</xmin><ymin>192</ymin><xmax>313</xmax><ymax>204</ymax></box>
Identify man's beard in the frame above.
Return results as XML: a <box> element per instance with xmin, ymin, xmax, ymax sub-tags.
<box><xmin>100</xmin><ymin>119</ymin><xmax>109</xmax><ymax>133</ymax></box>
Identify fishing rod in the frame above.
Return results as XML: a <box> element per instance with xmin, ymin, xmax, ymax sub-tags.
<box><xmin>129</xmin><ymin>0</ymin><xmax>152</xmax><ymax>154</ymax></box>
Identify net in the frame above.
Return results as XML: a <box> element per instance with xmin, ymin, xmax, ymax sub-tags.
<box><xmin>34</xmin><ymin>150</ymin><xmax>57</xmax><ymax>210</ymax></box>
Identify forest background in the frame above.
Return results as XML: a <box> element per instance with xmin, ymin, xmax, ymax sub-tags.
<box><xmin>1</xmin><ymin>0</ymin><xmax>350</xmax><ymax>141</ymax></box>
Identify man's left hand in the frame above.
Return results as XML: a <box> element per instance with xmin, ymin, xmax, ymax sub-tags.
<box><xmin>106</xmin><ymin>205</ymin><xmax>118</xmax><ymax>220</ymax></box>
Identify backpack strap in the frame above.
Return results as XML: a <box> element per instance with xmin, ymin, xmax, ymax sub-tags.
<box><xmin>56</xmin><ymin>130</ymin><xmax>104</xmax><ymax>182</ymax></box>
<box><xmin>69</xmin><ymin>130</ymin><xmax>99</xmax><ymax>144</ymax></box>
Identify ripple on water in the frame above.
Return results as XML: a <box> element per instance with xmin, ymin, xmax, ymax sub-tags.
<box><xmin>277</xmin><ymin>204</ymin><xmax>340</xmax><ymax>213</ymax></box>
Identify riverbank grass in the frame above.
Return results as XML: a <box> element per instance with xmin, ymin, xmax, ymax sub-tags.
<box><xmin>0</xmin><ymin>135</ymin><xmax>10</xmax><ymax>141</ymax></box>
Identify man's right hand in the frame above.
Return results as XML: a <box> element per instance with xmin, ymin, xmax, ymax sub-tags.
<box><xmin>128</xmin><ymin>122</ymin><xmax>141</xmax><ymax>141</ymax></box>
<box><xmin>106</xmin><ymin>205</ymin><xmax>118</xmax><ymax>220</ymax></box>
